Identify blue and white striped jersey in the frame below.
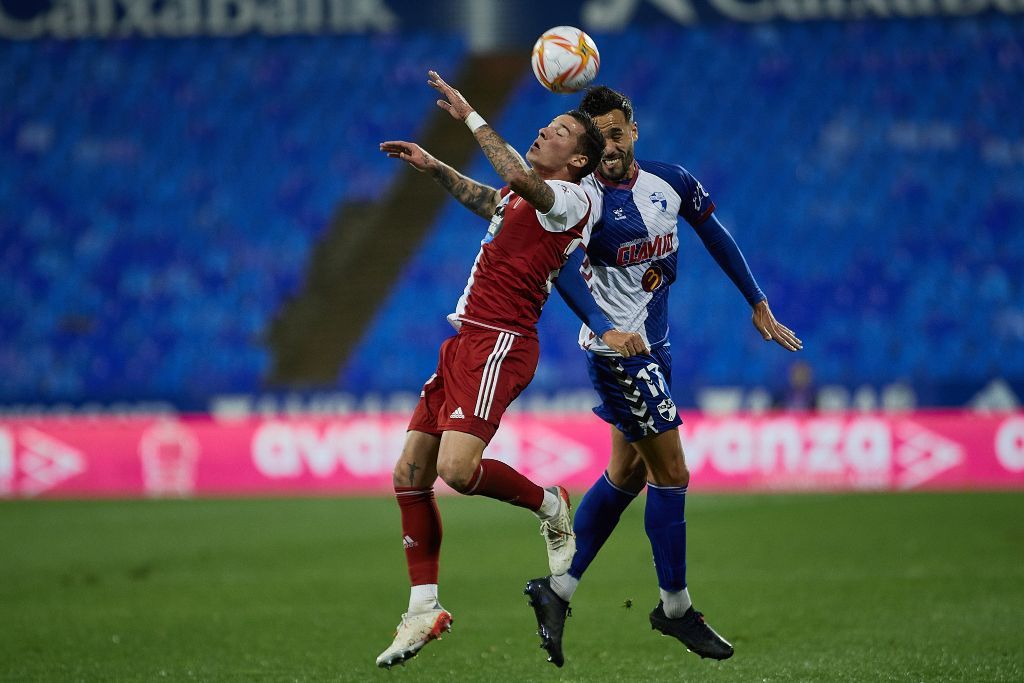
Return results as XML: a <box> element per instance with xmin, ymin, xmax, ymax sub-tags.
<box><xmin>579</xmin><ymin>159</ymin><xmax>714</xmax><ymax>355</ymax></box>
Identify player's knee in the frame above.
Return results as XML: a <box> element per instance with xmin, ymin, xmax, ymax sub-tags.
<box><xmin>392</xmin><ymin>454</ymin><xmax>425</xmax><ymax>488</ymax></box>
<box><xmin>610</xmin><ymin>462</ymin><xmax>647</xmax><ymax>494</ymax></box>
<box><xmin>651</xmin><ymin>459</ymin><xmax>689</xmax><ymax>488</ymax></box>
<box><xmin>392</xmin><ymin>462</ymin><xmax>430</xmax><ymax>489</ymax></box>
<box><xmin>436</xmin><ymin>459</ymin><xmax>474</xmax><ymax>493</ymax></box>
<box><xmin>670</xmin><ymin>460</ymin><xmax>690</xmax><ymax>488</ymax></box>
<box><xmin>394</xmin><ymin>431</ymin><xmax>440</xmax><ymax>488</ymax></box>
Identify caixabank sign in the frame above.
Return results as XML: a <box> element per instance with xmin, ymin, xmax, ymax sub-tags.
<box><xmin>1</xmin><ymin>0</ymin><xmax>1021</xmax><ymax>40</ymax></box>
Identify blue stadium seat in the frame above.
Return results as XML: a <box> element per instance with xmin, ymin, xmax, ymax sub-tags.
<box><xmin>0</xmin><ymin>33</ymin><xmax>466</xmax><ymax>405</ymax></box>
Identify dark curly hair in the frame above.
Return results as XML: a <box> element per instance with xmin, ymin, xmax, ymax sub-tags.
<box><xmin>565</xmin><ymin>109</ymin><xmax>605</xmax><ymax>180</ymax></box>
<box><xmin>579</xmin><ymin>85</ymin><xmax>633</xmax><ymax>123</ymax></box>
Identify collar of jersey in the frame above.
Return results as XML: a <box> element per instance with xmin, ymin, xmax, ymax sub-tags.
<box><xmin>595</xmin><ymin>160</ymin><xmax>641</xmax><ymax>190</ymax></box>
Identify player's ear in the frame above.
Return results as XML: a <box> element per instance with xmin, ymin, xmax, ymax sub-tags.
<box><xmin>570</xmin><ymin>153</ymin><xmax>587</xmax><ymax>171</ymax></box>
<box><xmin>632</xmin><ymin>121</ymin><xmax>639</xmax><ymax>141</ymax></box>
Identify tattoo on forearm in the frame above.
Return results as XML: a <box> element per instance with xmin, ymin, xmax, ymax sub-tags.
<box><xmin>476</xmin><ymin>126</ymin><xmax>529</xmax><ymax>182</ymax></box>
<box><xmin>476</xmin><ymin>126</ymin><xmax>552</xmax><ymax>208</ymax></box>
<box><xmin>433</xmin><ymin>163</ymin><xmax>497</xmax><ymax>219</ymax></box>
<box><xmin>407</xmin><ymin>462</ymin><xmax>420</xmax><ymax>486</ymax></box>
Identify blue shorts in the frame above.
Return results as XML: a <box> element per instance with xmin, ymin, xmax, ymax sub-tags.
<box><xmin>586</xmin><ymin>346</ymin><xmax>682</xmax><ymax>443</ymax></box>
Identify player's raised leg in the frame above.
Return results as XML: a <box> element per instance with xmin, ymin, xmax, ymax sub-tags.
<box><xmin>436</xmin><ymin>429</ymin><xmax>575</xmax><ymax>574</ymax></box>
<box><xmin>637</xmin><ymin>431</ymin><xmax>733</xmax><ymax>660</ymax></box>
<box><xmin>434</xmin><ymin>328</ymin><xmax>575</xmax><ymax>574</ymax></box>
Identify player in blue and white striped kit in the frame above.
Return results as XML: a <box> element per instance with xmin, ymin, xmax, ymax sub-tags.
<box><xmin>524</xmin><ymin>86</ymin><xmax>802</xmax><ymax>667</ymax></box>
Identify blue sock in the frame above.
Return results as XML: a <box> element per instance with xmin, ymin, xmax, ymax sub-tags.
<box><xmin>644</xmin><ymin>483</ymin><xmax>687</xmax><ymax>592</ymax></box>
<box><xmin>567</xmin><ymin>471</ymin><xmax>639</xmax><ymax>580</ymax></box>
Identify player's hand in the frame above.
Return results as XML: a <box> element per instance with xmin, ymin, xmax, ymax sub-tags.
<box><xmin>752</xmin><ymin>299</ymin><xmax>803</xmax><ymax>352</ymax></box>
<box><xmin>602</xmin><ymin>330</ymin><xmax>649</xmax><ymax>358</ymax></box>
<box><xmin>427</xmin><ymin>70</ymin><xmax>474</xmax><ymax>122</ymax></box>
<box><xmin>379</xmin><ymin>140</ymin><xmax>436</xmax><ymax>173</ymax></box>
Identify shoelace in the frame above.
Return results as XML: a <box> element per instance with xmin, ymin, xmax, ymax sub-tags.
<box><xmin>539</xmin><ymin>520</ymin><xmax>574</xmax><ymax>545</ymax></box>
<box><xmin>392</xmin><ymin>613</ymin><xmax>413</xmax><ymax>637</ymax></box>
<box><xmin>395</xmin><ymin>613</ymin><xmax>433</xmax><ymax>638</ymax></box>
<box><xmin>689</xmin><ymin>610</ymin><xmax>715</xmax><ymax>634</ymax></box>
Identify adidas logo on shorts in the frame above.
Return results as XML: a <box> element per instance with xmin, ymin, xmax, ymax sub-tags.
<box><xmin>449</xmin><ymin>407</ymin><xmax>465</xmax><ymax>419</ymax></box>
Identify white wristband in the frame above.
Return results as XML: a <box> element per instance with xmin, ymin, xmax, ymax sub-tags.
<box><xmin>464</xmin><ymin>111</ymin><xmax>487</xmax><ymax>133</ymax></box>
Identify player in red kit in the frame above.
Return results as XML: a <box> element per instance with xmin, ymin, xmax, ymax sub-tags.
<box><xmin>374</xmin><ymin>71</ymin><xmax>647</xmax><ymax>668</ymax></box>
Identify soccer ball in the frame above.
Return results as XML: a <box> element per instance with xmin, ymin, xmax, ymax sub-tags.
<box><xmin>531</xmin><ymin>26</ymin><xmax>600</xmax><ymax>94</ymax></box>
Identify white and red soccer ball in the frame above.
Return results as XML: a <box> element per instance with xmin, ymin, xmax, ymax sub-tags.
<box><xmin>531</xmin><ymin>26</ymin><xmax>600</xmax><ymax>94</ymax></box>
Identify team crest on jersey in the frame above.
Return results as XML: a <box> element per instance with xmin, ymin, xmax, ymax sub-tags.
<box><xmin>657</xmin><ymin>398</ymin><xmax>677</xmax><ymax>421</ymax></box>
<box><xmin>650</xmin><ymin>191</ymin><xmax>667</xmax><ymax>211</ymax></box>
<box><xmin>641</xmin><ymin>265</ymin><xmax>663</xmax><ymax>292</ymax></box>
<box><xmin>612</xmin><ymin>207</ymin><xmax>627</xmax><ymax>221</ymax></box>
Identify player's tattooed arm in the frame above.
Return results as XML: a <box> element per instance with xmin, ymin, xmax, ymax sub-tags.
<box><xmin>474</xmin><ymin>126</ymin><xmax>555</xmax><ymax>213</ymax></box>
<box><xmin>429</xmin><ymin>161</ymin><xmax>500</xmax><ymax>220</ymax></box>
<box><xmin>379</xmin><ymin>140</ymin><xmax>498</xmax><ymax>219</ymax></box>
<box><xmin>426</xmin><ymin>69</ymin><xmax>554</xmax><ymax>212</ymax></box>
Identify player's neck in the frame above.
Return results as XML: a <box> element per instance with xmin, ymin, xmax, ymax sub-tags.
<box><xmin>532</xmin><ymin>164</ymin><xmax>576</xmax><ymax>183</ymax></box>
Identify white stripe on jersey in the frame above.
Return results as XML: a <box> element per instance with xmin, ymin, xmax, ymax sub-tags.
<box><xmin>581</xmin><ymin>265</ymin><xmax>656</xmax><ymax>352</ymax></box>
<box><xmin>449</xmin><ymin>245</ymin><xmax>483</xmax><ymax>331</ymax></box>
<box><xmin>475</xmin><ymin>332</ymin><xmax>515</xmax><ymax>420</ymax></box>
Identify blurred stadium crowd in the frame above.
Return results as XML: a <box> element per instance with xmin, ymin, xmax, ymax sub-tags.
<box><xmin>2</xmin><ymin>14</ymin><xmax>1022</xmax><ymax>412</ymax></box>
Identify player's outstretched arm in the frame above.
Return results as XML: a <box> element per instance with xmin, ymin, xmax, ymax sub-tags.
<box><xmin>753</xmin><ymin>299</ymin><xmax>803</xmax><ymax>352</ymax></box>
<box><xmin>379</xmin><ymin>140</ymin><xmax>500</xmax><ymax>220</ymax></box>
<box><xmin>427</xmin><ymin>70</ymin><xmax>555</xmax><ymax>213</ymax></box>
<box><xmin>690</xmin><ymin>212</ymin><xmax>802</xmax><ymax>351</ymax></box>
<box><xmin>692</xmin><ymin>213</ymin><xmax>766</xmax><ymax>306</ymax></box>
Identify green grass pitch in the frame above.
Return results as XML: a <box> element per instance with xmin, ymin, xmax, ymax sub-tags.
<box><xmin>2</xmin><ymin>491</ymin><xmax>1022</xmax><ymax>681</ymax></box>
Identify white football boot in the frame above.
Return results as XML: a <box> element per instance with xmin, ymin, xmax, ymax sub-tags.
<box><xmin>539</xmin><ymin>485</ymin><xmax>575</xmax><ymax>575</ymax></box>
<box><xmin>375</xmin><ymin>607</ymin><xmax>453</xmax><ymax>669</ymax></box>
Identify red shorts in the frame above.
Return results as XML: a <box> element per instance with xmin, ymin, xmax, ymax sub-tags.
<box><xmin>408</xmin><ymin>326</ymin><xmax>539</xmax><ymax>444</ymax></box>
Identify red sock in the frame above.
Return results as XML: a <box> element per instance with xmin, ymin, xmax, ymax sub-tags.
<box><xmin>465</xmin><ymin>458</ymin><xmax>544</xmax><ymax>511</ymax></box>
<box><xmin>395</xmin><ymin>487</ymin><xmax>442</xmax><ymax>585</ymax></box>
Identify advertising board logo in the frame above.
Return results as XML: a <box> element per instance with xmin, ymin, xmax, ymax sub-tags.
<box><xmin>139</xmin><ymin>421</ymin><xmax>200</xmax><ymax>497</ymax></box>
<box><xmin>995</xmin><ymin>417</ymin><xmax>1024</xmax><ymax>472</ymax></box>
<box><xmin>894</xmin><ymin>421</ymin><xmax>964</xmax><ymax>489</ymax></box>
<box><xmin>0</xmin><ymin>427</ymin><xmax>85</xmax><ymax>497</ymax></box>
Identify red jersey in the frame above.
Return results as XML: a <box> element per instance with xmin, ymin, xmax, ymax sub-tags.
<box><xmin>449</xmin><ymin>179</ymin><xmax>601</xmax><ymax>337</ymax></box>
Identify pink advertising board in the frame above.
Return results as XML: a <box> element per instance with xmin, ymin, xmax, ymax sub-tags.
<box><xmin>1</xmin><ymin>411</ymin><xmax>1023</xmax><ymax>498</ymax></box>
